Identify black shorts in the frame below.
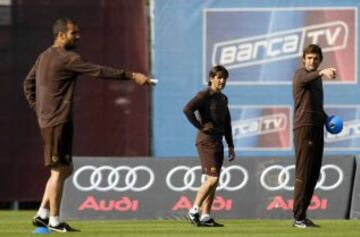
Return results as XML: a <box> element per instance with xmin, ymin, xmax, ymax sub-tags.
<box><xmin>196</xmin><ymin>139</ymin><xmax>224</xmax><ymax>177</ymax></box>
<box><xmin>40</xmin><ymin>122</ymin><xmax>73</xmax><ymax>167</ymax></box>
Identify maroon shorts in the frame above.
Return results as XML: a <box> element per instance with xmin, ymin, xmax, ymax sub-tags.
<box><xmin>196</xmin><ymin>139</ymin><xmax>224</xmax><ymax>177</ymax></box>
<box><xmin>40</xmin><ymin>122</ymin><xmax>73</xmax><ymax>167</ymax></box>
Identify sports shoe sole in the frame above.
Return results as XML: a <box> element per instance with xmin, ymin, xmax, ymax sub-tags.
<box><xmin>293</xmin><ymin>223</ymin><xmax>307</xmax><ymax>229</ymax></box>
<box><xmin>48</xmin><ymin>226</ymin><xmax>68</xmax><ymax>233</ymax></box>
<box><xmin>200</xmin><ymin>222</ymin><xmax>224</xmax><ymax>227</ymax></box>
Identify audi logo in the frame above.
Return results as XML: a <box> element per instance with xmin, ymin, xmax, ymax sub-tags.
<box><xmin>260</xmin><ymin>164</ymin><xmax>344</xmax><ymax>191</ymax></box>
<box><xmin>73</xmin><ymin>165</ymin><xmax>155</xmax><ymax>192</ymax></box>
<box><xmin>166</xmin><ymin>165</ymin><xmax>249</xmax><ymax>192</ymax></box>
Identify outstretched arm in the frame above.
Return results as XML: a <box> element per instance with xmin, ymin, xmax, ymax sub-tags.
<box><xmin>296</xmin><ymin>67</ymin><xmax>336</xmax><ymax>86</ymax></box>
<box><xmin>66</xmin><ymin>55</ymin><xmax>153</xmax><ymax>85</ymax></box>
<box><xmin>319</xmin><ymin>67</ymin><xmax>337</xmax><ymax>80</ymax></box>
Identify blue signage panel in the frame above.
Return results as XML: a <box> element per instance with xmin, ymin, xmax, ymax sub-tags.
<box><xmin>153</xmin><ymin>0</ymin><xmax>360</xmax><ymax>157</ymax></box>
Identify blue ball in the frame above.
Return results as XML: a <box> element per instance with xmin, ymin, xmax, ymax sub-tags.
<box><xmin>326</xmin><ymin>115</ymin><xmax>343</xmax><ymax>134</ymax></box>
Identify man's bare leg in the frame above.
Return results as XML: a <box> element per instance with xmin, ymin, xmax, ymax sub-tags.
<box><xmin>193</xmin><ymin>176</ymin><xmax>219</xmax><ymax>208</ymax></box>
<box><xmin>199</xmin><ymin>187</ymin><xmax>224</xmax><ymax>226</ymax></box>
<box><xmin>201</xmin><ymin>186</ymin><xmax>216</xmax><ymax>215</ymax></box>
<box><xmin>48</xmin><ymin>165</ymin><xmax>73</xmax><ymax>227</ymax></box>
<box><xmin>40</xmin><ymin>179</ymin><xmax>51</xmax><ymax>210</ymax></box>
<box><xmin>187</xmin><ymin>176</ymin><xmax>219</xmax><ymax>225</ymax></box>
<box><xmin>32</xmin><ymin>178</ymin><xmax>52</xmax><ymax>227</ymax></box>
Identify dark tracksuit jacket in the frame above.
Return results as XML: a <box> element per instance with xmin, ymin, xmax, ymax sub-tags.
<box><xmin>183</xmin><ymin>87</ymin><xmax>234</xmax><ymax>176</ymax></box>
<box><xmin>23</xmin><ymin>46</ymin><xmax>133</xmax><ymax>128</ymax></box>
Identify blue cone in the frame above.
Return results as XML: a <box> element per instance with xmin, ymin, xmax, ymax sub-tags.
<box><xmin>32</xmin><ymin>226</ymin><xmax>51</xmax><ymax>234</ymax></box>
<box><xmin>326</xmin><ymin>115</ymin><xmax>343</xmax><ymax>134</ymax></box>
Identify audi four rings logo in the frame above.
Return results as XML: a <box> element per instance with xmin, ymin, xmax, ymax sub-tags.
<box><xmin>260</xmin><ymin>164</ymin><xmax>344</xmax><ymax>191</ymax></box>
<box><xmin>166</xmin><ymin>165</ymin><xmax>249</xmax><ymax>191</ymax></box>
<box><xmin>72</xmin><ymin>164</ymin><xmax>343</xmax><ymax>193</ymax></box>
<box><xmin>73</xmin><ymin>165</ymin><xmax>155</xmax><ymax>192</ymax></box>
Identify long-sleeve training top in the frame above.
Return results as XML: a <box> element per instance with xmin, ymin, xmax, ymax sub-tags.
<box><xmin>23</xmin><ymin>46</ymin><xmax>133</xmax><ymax>128</ymax></box>
<box><xmin>183</xmin><ymin>87</ymin><xmax>234</xmax><ymax>148</ymax></box>
<box><xmin>292</xmin><ymin>67</ymin><xmax>326</xmax><ymax>130</ymax></box>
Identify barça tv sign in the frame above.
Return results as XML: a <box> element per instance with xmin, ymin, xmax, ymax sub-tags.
<box><xmin>203</xmin><ymin>8</ymin><xmax>357</xmax><ymax>85</ymax></box>
<box><xmin>229</xmin><ymin>105</ymin><xmax>292</xmax><ymax>151</ymax></box>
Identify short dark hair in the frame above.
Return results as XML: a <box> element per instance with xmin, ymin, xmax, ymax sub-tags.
<box><xmin>53</xmin><ymin>18</ymin><xmax>76</xmax><ymax>38</ymax></box>
<box><xmin>208</xmin><ymin>65</ymin><xmax>229</xmax><ymax>86</ymax></box>
<box><xmin>302</xmin><ymin>44</ymin><xmax>323</xmax><ymax>62</ymax></box>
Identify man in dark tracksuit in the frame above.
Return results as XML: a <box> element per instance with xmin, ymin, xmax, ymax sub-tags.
<box><xmin>292</xmin><ymin>44</ymin><xmax>336</xmax><ymax>228</ymax></box>
<box><xmin>183</xmin><ymin>65</ymin><xmax>235</xmax><ymax>227</ymax></box>
<box><xmin>23</xmin><ymin>18</ymin><xmax>153</xmax><ymax>232</ymax></box>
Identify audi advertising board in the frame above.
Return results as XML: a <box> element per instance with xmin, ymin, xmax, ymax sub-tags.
<box><xmin>61</xmin><ymin>156</ymin><xmax>354</xmax><ymax>220</ymax></box>
<box><xmin>255</xmin><ymin>156</ymin><xmax>354</xmax><ymax>219</ymax></box>
<box><xmin>350</xmin><ymin>156</ymin><xmax>360</xmax><ymax>219</ymax></box>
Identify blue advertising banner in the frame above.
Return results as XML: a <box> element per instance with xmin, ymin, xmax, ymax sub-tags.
<box><xmin>152</xmin><ymin>0</ymin><xmax>360</xmax><ymax>157</ymax></box>
<box><xmin>204</xmin><ymin>8</ymin><xmax>356</xmax><ymax>85</ymax></box>
<box><xmin>229</xmin><ymin>105</ymin><xmax>292</xmax><ymax>151</ymax></box>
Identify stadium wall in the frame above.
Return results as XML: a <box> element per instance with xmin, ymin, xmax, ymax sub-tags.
<box><xmin>0</xmin><ymin>0</ymin><xmax>150</xmax><ymax>202</ymax></box>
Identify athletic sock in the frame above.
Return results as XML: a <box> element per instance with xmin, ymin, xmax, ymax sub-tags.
<box><xmin>37</xmin><ymin>207</ymin><xmax>49</xmax><ymax>219</ymax></box>
<box><xmin>190</xmin><ymin>205</ymin><xmax>199</xmax><ymax>214</ymax></box>
<box><xmin>49</xmin><ymin>216</ymin><xmax>60</xmax><ymax>227</ymax></box>
<box><xmin>200</xmin><ymin>214</ymin><xmax>211</xmax><ymax>221</ymax></box>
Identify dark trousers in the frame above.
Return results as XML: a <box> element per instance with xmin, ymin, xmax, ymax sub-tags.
<box><xmin>293</xmin><ymin>126</ymin><xmax>324</xmax><ymax>220</ymax></box>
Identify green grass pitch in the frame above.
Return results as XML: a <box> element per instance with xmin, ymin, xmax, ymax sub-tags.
<box><xmin>0</xmin><ymin>211</ymin><xmax>359</xmax><ymax>236</ymax></box>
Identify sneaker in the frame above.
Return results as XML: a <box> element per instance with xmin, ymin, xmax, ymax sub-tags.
<box><xmin>32</xmin><ymin>216</ymin><xmax>49</xmax><ymax>227</ymax></box>
<box><xmin>48</xmin><ymin>222</ymin><xmax>80</xmax><ymax>232</ymax></box>
<box><xmin>293</xmin><ymin>218</ymin><xmax>320</xmax><ymax>228</ymax></box>
<box><xmin>293</xmin><ymin>220</ymin><xmax>307</xmax><ymax>228</ymax></box>
<box><xmin>200</xmin><ymin>218</ymin><xmax>224</xmax><ymax>227</ymax></box>
<box><xmin>186</xmin><ymin>212</ymin><xmax>201</xmax><ymax>226</ymax></box>
<box><xmin>304</xmin><ymin>218</ymin><xmax>320</xmax><ymax>227</ymax></box>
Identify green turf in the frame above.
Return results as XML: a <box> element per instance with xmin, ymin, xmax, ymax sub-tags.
<box><xmin>0</xmin><ymin>211</ymin><xmax>359</xmax><ymax>236</ymax></box>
